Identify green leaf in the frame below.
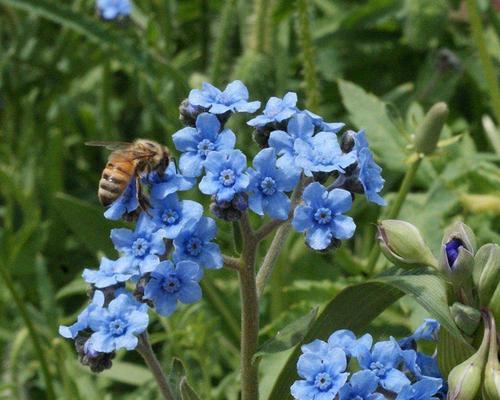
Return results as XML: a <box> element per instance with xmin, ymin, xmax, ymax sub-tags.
<box><xmin>99</xmin><ymin>361</ymin><xmax>151</xmax><ymax>386</ymax></box>
<box><xmin>180</xmin><ymin>377</ymin><xmax>201</xmax><ymax>400</ymax></box>
<box><xmin>338</xmin><ymin>79</ymin><xmax>407</xmax><ymax>171</ymax></box>
<box><xmin>268</xmin><ymin>268</ymin><xmax>467</xmax><ymax>399</ymax></box>
<box><xmin>56</xmin><ymin>278</ymin><xmax>88</xmax><ymax>300</ymax></box>
<box><xmin>437</xmin><ymin>326</ymin><xmax>475</xmax><ymax>377</ymax></box>
<box><xmin>54</xmin><ymin>192</ymin><xmax>124</xmax><ymax>256</ymax></box>
<box><xmin>254</xmin><ymin>307</ymin><xmax>318</xmax><ymax>360</ymax></box>
<box><xmin>168</xmin><ymin>358</ymin><xmax>187</xmax><ymax>400</ymax></box>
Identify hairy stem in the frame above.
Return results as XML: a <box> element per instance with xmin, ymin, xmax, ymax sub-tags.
<box><xmin>137</xmin><ymin>333</ymin><xmax>175</xmax><ymax>400</ymax></box>
<box><xmin>365</xmin><ymin>157</ymin><xmax>423</xmax><ymax>275</ymax></box>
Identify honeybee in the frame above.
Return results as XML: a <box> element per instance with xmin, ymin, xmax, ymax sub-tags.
<box><xmin>86</xmin><ymin>139</ymin><xmax>170</xmax><ymax>211</ymax></box>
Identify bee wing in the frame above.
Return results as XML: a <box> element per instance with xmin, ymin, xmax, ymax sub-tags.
<box><xmin>85</xmin><ymin>141</ymin><xmax>134</xmax><ymax>151</ymax></box>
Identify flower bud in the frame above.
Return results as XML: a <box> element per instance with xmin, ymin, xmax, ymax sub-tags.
<box><xmin>447</xmin><ymin>313</ymin><xmax>490</xmax><ymax>400</ymax></box>
<box><xmin>179</xmin><ymin>99</ymin><xmax>207</xmax><ymax>127</ymax></box>
<box><xmin>488</xmin><ymin>283</ymin><xmax>500</xmax><ymax>325</ymax></box>
<box><xmin>210</xmin><ymin>193</ymin><xmax>249</xmax><ymax>222</ymax></box>
<box><xmin>340</xmin><ymin>130</ymin><xmax>356</xmax><ymax>153</ymax></box>
<box><xmin>414</xmin><ymin>102</ymin><xmax>448</xmax><ymax>155</ymax></box>
<box><xmin>377</xmin><ymin>220</ymin><xmax>438</xmax><ymax>269</ymax></box>
<box><xmin>474</xmin><ymin>244</ymin><xmax>500</xmax><ymax>307</ymax></box>
<box><xmin>450</xmin><ymin>302</ymin><xmax>481</xmax><ymax>336</ymax></box>
<box><xmin>482</xmin><ymin>311</ymin><xmax>500</xmax><ymax>400</ymax></box>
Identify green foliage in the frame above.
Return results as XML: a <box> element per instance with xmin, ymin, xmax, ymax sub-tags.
<box><xmin>0</xmin><ymin>0</ymin><xmax>498</xmax><ymax>399</ymax></box>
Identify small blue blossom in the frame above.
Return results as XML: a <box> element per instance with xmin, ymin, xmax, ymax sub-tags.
<box><xmin>293</xmin><ymin>183</ymin><xmax>356</xmax><ymax>250</ymax></box>
<box><xmin>357</xmin><ymin>339</ymin><xmax>411</xmax><ymax>393</ymax></box>
<box><xmin>143</xmin><ymin>260</ymin><xmax>202</xmax><ymax>316</ymax></box>
<box><xmin>199</xmin><ymin>150</ymin><xmax>250</xmax><ymax>202</ymax></box>
<box><xmin>248</xmin><ymin>148</ymin><xmax>299</xmax><ymax>220</ymax></box>
<box><xmin>291</xmin><ymin>347</ymin><xmax>349</xmax><ymax>400</ymax></box>
<box><xmin>301</xmin><ymin>109</ymin><xmax>345</xmax><ymax>133</ymax></box>
<box><xmin>59</xmin><ymin>291</ymin><xmax>105</xmax><ymax>339</ymax></box>
<box><xmin>353</xmin><ymin>130</ymin><xmax>386</xmax><ymax>206</ymax></box>
<box><xmin>247</xmin><ymin>92</ymin><xmax>298</xmax><ymax>127</ymax></box>
<box><xmin>173</xmin><ymin>217</ymin><xmax>222</xmax><ymax>269</ymax></box>
<box><xmin>150</xmin><ymin>194</ymin><xmax>203</xmax><ymax>239</ymax></box>
<box><xmin>97</xmin><ymin>0</ymin><xmax>131</xmax><ymax>20</ymax></box>
<box><xmin>87</xmin><ymin>292</ymin><xmax>149</xmax><ymax>353</ymax></box>
<box><xmin>173</xmin><ymin>113</ymin><xmax>236</xmax><ymax>177</ymax></box>
<box><xmin>111</xmin><ymin>214</ymin><xmax>167</xmax><ymax>275</ymax></box>
<box><xmin>83</xmin><ymin>257</ymin><xmax>136</xmax><ymax>288</ymax></box>
<box><xmin>399</xmin><ymin>319</ymin><xmax>440</xmax><ymax>350</ymax></box>
<box><xmin>328</xmin><ymin>329</ymin><xmax>373</xmax><ymax>358</ymax></box>
<box><xmin>188</xmin><ymin>80</ymin><xmax>260</xmax><ymax>115</ymax></box>
<box><xmin>396</xmin><ymin>378</ymin><xmax>443</xmax><ymax>400</ymax></box>
<box><xmin>146</xmin><ymin>163</ymin><xmax>195</xmax><ymax>201</ymax></box>
<box><xmin>104</xmin><ymin>179</ymin><xmax>139</xmax><ymax>221</ymax></box>
<box><xmin>339</xmin><ymin>370</ymin><xmax>385</xmax><ymax>400</ymax></box>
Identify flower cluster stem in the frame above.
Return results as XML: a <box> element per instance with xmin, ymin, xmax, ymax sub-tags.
<box><xmin>137</xmin><ymin>333</ymin><xmax>176</xmax><ymax>400</ymax></box>
<box><xmin>365</xmin><ymin>156</ymin><xmax>422</xmax><ymax>275</ymax></box>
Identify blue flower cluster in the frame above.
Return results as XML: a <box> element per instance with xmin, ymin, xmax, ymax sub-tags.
<box><xmin>96</xmin><ymin>0</ymin><xmax>131</xmax><ymax>20</ymax></box>
<box><xmin>291</xmin><ymin>320</ymin><xmax>446</xmax><ymax>400</ymax></box>
<box><xmin>61</xmin><ymin>80</ymin><xmax>387</xmax><ymax>370</ymax></box>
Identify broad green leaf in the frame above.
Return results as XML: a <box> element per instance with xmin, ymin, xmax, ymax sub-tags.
<box><xmin>338</xmin><ymin>79</ymin><xmax>407</xmax><ymax>171</ymax></box>
<box><xmin>99</xmin><ymin>361</ymin><xmax>151</xmax><ymax>386</ymax></box>
<box><xmin>56</xmin><ymin>277</ymin><xmax>87</xmax><ymax>300</ymax></box>
<box><xmin>54</xmin><ymin>192</ymin><xmax>123</xmax><ymax>256</ymax></box>
<box><xmin>437</xmin><ymin>326</ymin><xmax>475</xmax><ymax>377</ymax></box>
<box><xmin>180</xmin><ymin>377</ymin><xmax>201</xmax><ymax>400</ymax></box>
<box><xmin>268</xmin><ymin>268</ymin><xmax>466</xmax><ymax>399</ymax></box>
<box><xmin>254</xmin><ymin>307</ymin><xmax>318</xmax><ymax>360</ymax></box>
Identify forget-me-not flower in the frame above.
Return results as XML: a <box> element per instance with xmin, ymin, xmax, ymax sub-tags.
<box><xmin>173</xmin><ymin>216</ymin><xmax>222</xmax><ymax>269</ymax></box>
<box><xmin>144</xmin><ymin>260</ymin><xmax>202</xmax><ymax>316</ymax></box>
<box><xmin>302</xmin><ymin>109</ymin><xmax>345</xmax><ymax>133</ymax></box>
<box><xmin>173</xmin><ymin>113</ymin><xmax>236</xmax><ymax>177</ymax></box>
<box><xmin>111</xmin><ymin>213</ymin><xmax>166</xmax><ymax>275</ymax></box>
<box><xmin>353</xmin><ymin>130</ymin><xmax>386</xmax><ymax>206</ymax></box>
<box><xmin>328</xmin><ymin>329</ymin><xmax>373</xmax><ymax>358</ymax></box>
<box><xmin>188</xmin><ymin>80</ymin><xmax>260</xmax><ymax>115</ymax></box>
<box><xmin>399</xmin><ymin>319</ymin><xmax>440</xmax><ymax>350</ymax></box>
<box><xmin>83</xmin><ymin>257</ymin><xmax>136</xmax><ymax>289</ymax></box>
<box><xmin>395</xmin><ymin>378</ymin><xmax>443</xmax><ymax>400</ymax></box>
<box><xmin>59</xmin><ymin>290</ymin><xmax>105</xmax><ymax>339</ymax></box>
<box><xmin>339</xmin><ymin>370</ymin><xmax>385</xmax><ymax>400</ymax></box>
<box><xmin>247</xmin><ymin>92</ymin><xmax>298</xmax><ymax>127</ymax></box>
<box><xmin>357</xmin><ymin>339</ymin><xmax>411</xmax><ymax>393</ymax></box>
<box><xmin>150</xmin><ymin>194</ymin><xmax>203</xmax><ymax>239</ymax></box>
<box><xmin>291</xmin><ymin>347</ymin><xmax>349</xmax><ymax>400</ymax></box>
<box><xmin>293</xmin><ymin>183</ymin><xmax>356</xmax><ymax>250</ymax></box>
<box><xmin>145</xmin><ymin>162</ymin><xmax>195</xmax><ymax>201</ymax></box>
<box><xmin>199</xmin><ymin>150</ymin><xmax>250</xmax><ymax>202</ymax></box>
<box><xmin>247</xmin><ymin>148</ymin><xmax>299</xmax><ymax>220</ymax></box>
<box><xmin>87</xmin><ymin>293</ymin><xmax>149</xmax><ymax>353</ymax></box>
<box><xmin>104</xmin><ymin>179</ymin><xmax>139</xmax><ymax>221</ymax></box>
<box><xmin>97</xmin><ymin>0</ymin><xmax>131</xmax><ymax>20</ymax></box>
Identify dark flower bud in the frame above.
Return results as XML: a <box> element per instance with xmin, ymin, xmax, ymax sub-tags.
<box><xmin>87</xmin><ymin>283</ymin><xmax>125</xmax><ymax>307</ymax></box>
<box><xmin>133</xmin><ymin>274</ymin><xmax>154</xmax><ymax>308</ymax></box>
<box><xmin>179</xmin><ymin>99</ymin><xmax>207</xmax><ymax>127</ymax></box>
<box><xmin>75</xmin><ymin>335</ymin><xmax>115</xmax><ymax>373</ymax></box>
<box><xmin>340</xmin><ymin>130</ymin><xmax>356</xmax><ymax>153</ymax></box>
<box><xmin>252</xmin><ymin>121</ymin><xmax>288</xmax><ymax>149</ymax></box>
<box><xmin>210</xmin><ymin>193</ymin><xmax>249</xmax><ymax>222</ymax></box>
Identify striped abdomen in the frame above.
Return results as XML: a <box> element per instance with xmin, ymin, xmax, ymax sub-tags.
<box><xmin>98</xmin><ymin>154</ymin><xmax>136</xmax><ymax>206</ymax></box>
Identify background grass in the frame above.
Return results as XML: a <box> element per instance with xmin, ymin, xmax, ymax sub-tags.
<box><xmin>0</xmin><ymin>0</ymin><xmax>499</xmax><ymax>399</ymax></box>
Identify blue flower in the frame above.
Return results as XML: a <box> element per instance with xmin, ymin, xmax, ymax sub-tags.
<box><xmin>328</xmin><ymin>329</ymin><xmax>373</xmax><ymax>358</ymax></box>
<box><xmin>59</xmin><ymin>291</ymin><xmax>105</xmax><ymax>339</ymax></box>
<box><xmin>357</xmin><ymin>340</ymin><xmax>411</xmax><ymax>393</ymax></box>
<box><xmin>97</xmin><ymin>0</ymin><xmax>131</xmax><ymax>20</ymax></box>
<box><xmin>188</xmin><ymin>80</ymin><xmax>260</xmax><ymax>115</ymax></box>
<box><xmin>445</xmin><ymin>239</ymin><xmax>463</xmax><ymax>268</ymax></box>
<box><xmin>339</xmin><ymin>370</ymin><xmax>385</xmax><ymax>400</ymax></box>
<box><xmin>199</xmin><ymin>150</ymin><xmax>250</xmax><ymax>202</ymax></box>
<box><xmin>291</xmin><ymin>347</ymin><xmax>349</xmax><ymax>400</ymax></box>
<box><xmin>111</xmin><ymin>214</ymin><xmax>166</xmax><ymax>275</ymax></box>
<box><xmin>248</xmin><ymin>148</ymin><xmax>299</xmax><ymax>220</ymax></box>
<box><xmin>87</xmin><ymin>293</ymin><xmax>149</xmax><ymax>353</ymax></box>
<box><xmin>104</xmin><ymin>179</ymin><xmax>139</xmax><ymax>221</ymax></box>
<box><xmin>294</xmin><ymin>131</ymin><xmax>357</xmax><ymax>177</ymax></box>
<box><xmin>146</xmin><ymin>162</ymin><xmax>195</xmax><ymax>201</ymax></box>
<box><xmin>247</xmin><ymin>92</ymin><xmax>298</xmax><ymax>127</ymax></box>
<box><xmin>399</xmin><ymin>319</ymin><xmax>440</xmax><ymax>350</ymax></box>
<box><xmin>268</xmin><ymin>113</ymin><xmax>315</xmax><ymax>173</ymax></box>
<box><xmin>395</xmin><ymin>378</ymin><xmax>443</xmax><ymax>400</ymax></box>
<box><xmin>150</xmin><ymin>194</ymin><xmax>202</xmax><ymax>239</ymax></box>
<box><xmin>301</xmin><ymin>110</ymin><xmax>345</xmax><ymax>133</ymax></box>
<box><xmin>293</xmin><ymin>183</ymin><xmax>356</xmax><ymax>250</ymax></box>
<box><xmin>143</xmin><ymin>260</ymin><xmax>202</xmax><ymax>316</ymax></box>
<box><xmin>173</xmin><ymin>217</ymin><xmax>222</xmax><ymax>269</ymax></box>
<box><xmin>173</xmin><ymin>113</ymin><xmax>236</xmax><ymax>177</ymax></box>
<box><xmin>354</xmin><ymin>130</ymin><xmax>386</xmax><ymax>206</ymax></box>
<box><xmin>83</xmin><ymin>257</ymin><xmax>136</xmax><ymax>288</ymax></box>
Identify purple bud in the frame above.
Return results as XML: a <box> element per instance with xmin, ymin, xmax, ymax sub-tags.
<box><xmin>445</xmin><ymin>238</ymin><xmax>464</xmax><ymax>269</ymax></box>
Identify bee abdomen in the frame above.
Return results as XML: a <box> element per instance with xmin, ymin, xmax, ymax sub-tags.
<box><xmin>98</xmin><ymin>162</ymin><xmax>133</xmax><ymax>206</ymax></box>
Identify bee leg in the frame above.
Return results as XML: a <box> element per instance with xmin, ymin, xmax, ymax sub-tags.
<box><xmin>136</xmin><ymin>176</ymin><xmax>152</xmax><ymax>217</ymax></box>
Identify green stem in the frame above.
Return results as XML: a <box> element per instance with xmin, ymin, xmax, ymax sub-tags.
<box><xmin>100</xmin><ymin>59</ymin><xmax>113</xmax><ymax>139</ymax></box>
<box><xmin>297</xmin><ymin>0</ymin><xmax>319</xmax><ymax>111</ymax></box>
<box><xmin>465</xmin><ymin>0</ymin><xmax>500</xmax><ymax>124</ymax></box>
<box><xmin>137</xmin><ymin>333</ymin><xmax>175</xmax><ymax>400</ymax></box>
<box><xmin>365</xmin><ymin>157</ymin><xmax>422</xmax><ymax>275</ymax></box>
<box><xmin>238</xmin><ymin>213</ymin><xmax>259</xmax><ymax>400</ymax></box>
<box><xmin>0</xmin><ymin>266</ymin><xmax>55</xmax><ymax>399</ymax></box>
<box><xmin>250</xmin><ymin>0</ymin><xmax>269</xmax><ymax>53</ymax></box>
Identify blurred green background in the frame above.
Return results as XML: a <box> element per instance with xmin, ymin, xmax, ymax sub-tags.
<box><xmin>0</xmin><ymin>0</ymin><xmax>499</xmax><ymax>399</ymax></box>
